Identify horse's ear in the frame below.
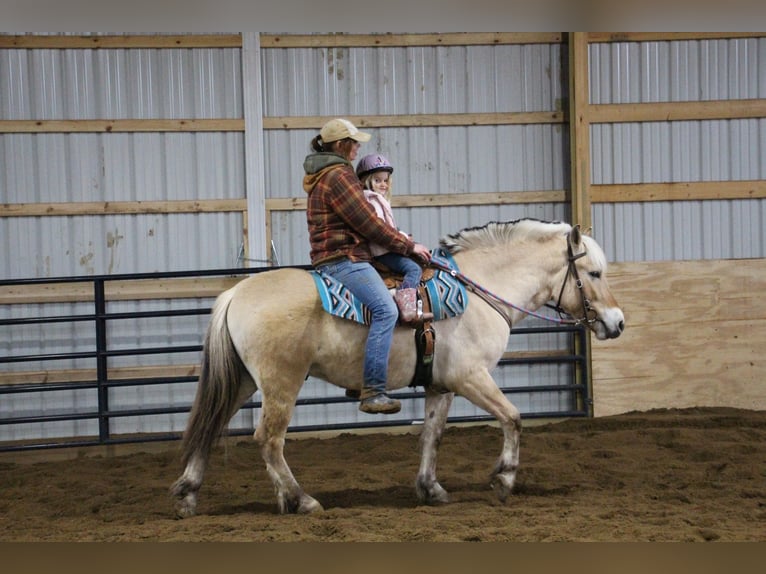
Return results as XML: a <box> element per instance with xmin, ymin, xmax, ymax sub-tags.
<box><xmin>570</xmin><ymin>224</ymin><xmax>582</xmax><ymax>246</ymax></box>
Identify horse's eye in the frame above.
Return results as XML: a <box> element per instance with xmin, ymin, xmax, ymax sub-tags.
<box><xmin>589</xmin><ymin>271</ymin><xmax>602</xmax><ymax>280</ymax></box>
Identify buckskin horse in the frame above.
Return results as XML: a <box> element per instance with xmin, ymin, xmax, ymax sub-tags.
<box><xmin>171</xmin><ymin>218</ymin><xmax>625</xmax><ymax>516</ymax></box>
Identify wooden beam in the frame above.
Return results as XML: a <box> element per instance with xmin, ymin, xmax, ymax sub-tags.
<box><xmin>587</xmin><ymin>32</ymin><xmax>766</xmax><ymax>43</ymax></box>
<box><xmin>591</xmin><ymin>181</ymin><xmax>766</xmax><ymax>203</ymax></box>
<box><xmin>0</xmin><ymin>119</ymin><xmax>244</xmax><ymax>134</ymax></box>
<box><xmin>590</xmin><ymin>99</ymin><xmax>766</xmax><ymax>124</ymax></box>
<box><xmin>0</xmin><ymin>364</ymin><xmax>201</xmax><ymax>386</ymax></box>
<box><xmin>260</xmin><ymin>33</ymin><xmax>563</xmax><ymax>49</ymax></box>
<box><xmin>0</xmin><ymin>112</ymin><xmax>563</xmax><ymax>134</ymax></box>
<box><xmin>266</xmin><ymin>190</ymin><xmax>567</xmax><ymax>212</ymax></box>
<box><xmin>0</xmin><ymin>276</ymin><xmax>245</xmax><ymax>305</ymax></box>
<box><xmin>264</xmin><ymin>112</ymin><xmax>565</xmax><ymax>130</ymax></box>
<box><xmin>0</xmin><ymin>199</ymin><xmax>247</xmax><ymax>217</ymax></box>
<box><xmin>0</xmin><ymin>34</ymin><xmax>242</xmax><ymax>49</ymax></box>
<box><xmin>0</xmin><ymin>350</ymin><xmax>571</xmax><ymax>387</ymax></box>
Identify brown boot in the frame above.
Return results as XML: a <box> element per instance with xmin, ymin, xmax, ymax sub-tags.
<box><xmin>394</xmin><ymin>288</ymin><xmax>418</xmax><ymax>322</ymax></box>
<box><xmin>359</xmin><ymin>388</ymin><xmax>401</xmax><ymax>414</ymax></box>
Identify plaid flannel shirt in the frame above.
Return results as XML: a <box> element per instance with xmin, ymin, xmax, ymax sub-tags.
<box><xmin>303</xmin><ymin>161</ymin><xmax>414</xmax><ymax>267</ymax></box>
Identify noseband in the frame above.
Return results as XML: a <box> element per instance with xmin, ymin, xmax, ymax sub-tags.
<box><xmin>428</xmin><ymin>230</ymin><xmax>597</xmax><ymax>330</ymax></box>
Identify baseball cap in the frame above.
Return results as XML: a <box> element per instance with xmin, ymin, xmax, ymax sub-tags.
<box><xmin>320</xmin><ymin>118</ymin><xmax>371</xmax><ymax>143</ymax></box>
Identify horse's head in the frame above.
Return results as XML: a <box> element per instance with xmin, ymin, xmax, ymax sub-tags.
<box><xmin>555</xmin><ymin>225</ymin><xmax>625</xmax><ymax>340</ymax></box>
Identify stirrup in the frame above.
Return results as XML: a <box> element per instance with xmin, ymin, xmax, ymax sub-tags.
<box><xmin>400</xmin><ymin>312</ymin><xmax>434</xmax><ymax>327</ymax></box>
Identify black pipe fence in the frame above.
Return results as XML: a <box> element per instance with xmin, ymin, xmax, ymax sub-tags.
<box><xmin>0</xmin><ymin>266</ymin><xmax>589</xmax><ymax>453</ymax></box>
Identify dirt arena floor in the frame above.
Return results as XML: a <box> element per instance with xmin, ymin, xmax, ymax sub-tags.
<box><xmin>1</xmin><ymin>406</ymin><xmax>764</xmax><ymax>542</ymax></box>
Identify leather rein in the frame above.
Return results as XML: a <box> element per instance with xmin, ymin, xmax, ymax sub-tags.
<box><xmin>427</xmin><ymin>231</ymin><xmax>597</xmax><ymax>331</ymax></box>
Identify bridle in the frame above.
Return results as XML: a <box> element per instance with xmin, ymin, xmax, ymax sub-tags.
<box><xmin>545</xmin><ymin>231</ymin><xmax>598</xmax><ymax>327</ymax></box>
<box><xmin>428</xmin><ymin>230</ymin><xmax>598</xmax><ymax>331</ymax></box>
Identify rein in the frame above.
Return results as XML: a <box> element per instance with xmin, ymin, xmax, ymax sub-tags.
<box><xmin>427</xmin><ymin>231</ymin><xmax>596</xmax><ymax>330</ymax></box>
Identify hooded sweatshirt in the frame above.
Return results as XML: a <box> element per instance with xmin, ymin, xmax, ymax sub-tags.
<box><xmin>302</xmin><ymin>152</ymin><xmax>414</xmax><ymax>267</ymax></box>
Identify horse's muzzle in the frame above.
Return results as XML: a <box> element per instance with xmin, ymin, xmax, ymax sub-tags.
<box><xmin>593</xmin><ymin>308</ymin><xmax>625</xmax><ymax>340</ymax></box>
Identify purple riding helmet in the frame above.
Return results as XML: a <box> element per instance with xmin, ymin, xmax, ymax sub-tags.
<box><xmin>356</xmin><ymin>154</ymin><xmax>394</xmax><ymax>180</ymax></box>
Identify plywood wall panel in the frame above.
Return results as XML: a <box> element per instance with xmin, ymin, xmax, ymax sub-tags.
<box><xmin>592</xmin><ymin>259</ymin><xmax>766</xmax><ymax>415</ymax></box>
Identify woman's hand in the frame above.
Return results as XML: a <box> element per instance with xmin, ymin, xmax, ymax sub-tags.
<box><xmin>412</xmin><ymin>243</ymin><xmax>432</xmax><ymax>263</ymax></box>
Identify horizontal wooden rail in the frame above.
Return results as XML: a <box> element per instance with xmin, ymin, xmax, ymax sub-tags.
<box><xmin>260</xmin><ymin>33</ymin><xmax>564</xmax><ymax>48</ymax></box>
<box><xmin>590</xmin><ymin>99</ymin><xmax>766</xmax><ymax>124</ymax></box>
<box><xmin>0</xmin><ymin>276</ymin><xmax>245</xmax><ymax>305</ymax></box>
<box><xmin>266</xmin><ymin>190</ymin><xmax>568</xmax><ymax>212</ymax></box>
<box><xmin>0</xmin><ymin>34</ymin><xmax>243</xmax><ymax>49</ymax></box>
<box><xmin>0</xmin><ymin>364</ymin><xmax>201</xmax><ymax>386</ymax></box>
<box><xmin>264</xmin><ymin>112</ymin><xmax>565</xmax><ymax>130</ymax></box>
<box><xmin>0</xmin><ymin>112</ymin><xmax>563</xmax><ymax>134</ymax></box>
<box><xmin>587</xmin><ymin>32</ymin><xmax>766</xmax><ymax>43</ymax></box>
<box><xmin>3</xmin><ymin>32</ymin><xmax>763</xmax><ymax>51</ymax></box>
<box><xmin>591</xmin><ymin>180</ymin><xmax>766</xmax><ymax>203</ymax></box>
<box><xmin>0</xmin><ymin>32</ymin><xmax>564</xmax><ymax>50</ymax></box>
<box><xmin>0</xmin><ymin>349</ymin><xmax>568</xmax><ymax>387</ymax></box>
<box><xmin>0</xmin><ymin>199</ymin><xmax>247</xmax><ymax>217</ymax></box>
<box><xmin>0</xmin><ymin>119</ymin><xmax>244</xmax><ymax>134</ymax></box>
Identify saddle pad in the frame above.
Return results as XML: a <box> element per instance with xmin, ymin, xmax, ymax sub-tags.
<box><xmin>310</xmin><ymin>247</ymin><xmax>467</xmax><ymax>326</ymax></box>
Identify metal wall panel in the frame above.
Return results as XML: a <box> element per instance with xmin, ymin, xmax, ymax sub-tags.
<box><xmin>589</xmin><ymin>38</ymin><xmax>766</xmax><ymax>262</ymax></box>
<box><xmin>1</xmin><ymin>40</ymin><xmax>247</xmax><ymax>441</ymax></box>
<box><xmin>261</xmin><ymin>44</ymin><xmax>565</xmax><ymax>116</ymax></box>
<box><xmin>1</xmin><ymin>44</ymin><xmax>247</xmax><ymax>279</ymax></box>
<box><xmin>1</xmin><ymin>210</ymin><xmax>245</xmax><ymax>277</ymax></box>
<box><xmin>0</xmin><ymin>47</ymin><xmax>243</xmax><ymax>120</ymax></box>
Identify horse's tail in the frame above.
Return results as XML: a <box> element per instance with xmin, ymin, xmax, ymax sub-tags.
<box><xmin>179</xmin><ymin>285</ymin><xmax>245</xmax><ymax>468</ymax></box>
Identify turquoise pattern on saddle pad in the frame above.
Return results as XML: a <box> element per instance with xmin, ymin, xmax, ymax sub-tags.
<box><xmin>311</xmin><ymin>268</ymin><xmax>373</xmax><ymax>325</ymax></box>
<box><xmin>424</xmin><ymin>247</ymin><xmax>468</xmax><ymax>319</ymax></box>
<box><xmin>310</xmin><ymin>247</ymin><xmax>468</xmax><ymax>326</ymax></box>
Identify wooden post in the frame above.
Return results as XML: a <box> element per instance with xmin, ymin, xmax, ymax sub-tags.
<box><xmin>568</xmin><ymin>32</ymin><xmax>592</xmax><ymax>230</ymax></box>
<box><xmin>568</xmin><ymin>32</ymin><xmax>593</xmax><ymax>414</ymax></box>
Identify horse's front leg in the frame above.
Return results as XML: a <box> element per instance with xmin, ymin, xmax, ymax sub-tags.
<box><xmin>456</xmin><ymin>368</ymin><xmax>522</xmax><ymax>502</ymax></box>
<box><xmin>415</xmin><ymin>388</ymin><xmax>454</xmax><ymax>505</ymax></box>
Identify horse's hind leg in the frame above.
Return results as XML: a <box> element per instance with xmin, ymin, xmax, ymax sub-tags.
<box><xmin>415</xmin><ymin>389</ymin><xmax>454</xmax><ymax>505</ymax></box>
<box><xmin>255</xmin><ymin>374</ymin><xmax>323</xmax><ymax>514</ymax></box>
<box><xmin>172</xmin><ymin>372</ymin><xmax>256</xmax><ymax>518</ymax></box>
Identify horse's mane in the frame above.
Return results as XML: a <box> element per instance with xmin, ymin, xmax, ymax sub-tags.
<box><xmin>439</xmin><ymin>218</ymin><xmax>572</xmax><ymax>253</ymax></box>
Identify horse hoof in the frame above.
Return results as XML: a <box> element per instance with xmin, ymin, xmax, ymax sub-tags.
<box><xmin>490</xmin><ymin>474</ymin><xmax>515</xmax><ymax>502</ymax></box>
<box><xmin>174</xmin><ymin>499</ymin><xmax>197</xmax><ymax>519</ymax></box>
<box><xmin>280</xmin><ymin>493</ymin><xmax>323</xmax><ymax>514</ymax></box>
<box><xmin>297</xmin><ymin>495</ymin><xmax>324</xmax><ymax>514</ymax></box>
<box><xmin>416</xmin><ymin>480</ymin><xmax>450</xmax><ymax>505</ymax></box>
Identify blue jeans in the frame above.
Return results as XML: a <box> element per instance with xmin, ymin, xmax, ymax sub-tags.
<box><xmin>316</xmin><ymin>258</ymin><xmax>398</xmax><ymax>393</ymax></box>
<box><xmin>374</xmin><ymin>253</ymin><xmax>423</xmax><ymax>290</ymax></box>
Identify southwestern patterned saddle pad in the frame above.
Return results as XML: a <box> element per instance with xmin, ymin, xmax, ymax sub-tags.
<box><xmin>310</xmin><ymin>248</ymin><xmax>468</xmax><ymax>325</ymax></box>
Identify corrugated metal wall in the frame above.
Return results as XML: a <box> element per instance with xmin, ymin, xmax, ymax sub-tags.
<box><xmin>0</xmin><ymin>39</ymin><xmax>249</xmax><ymax>441</ymax></box>
<box><xmin>2</xmin><ymin>33</ymin><xmax>763</xmax><ymax>445</ymax></box>
<box><xmin>590</xmin><ymin>38</ymin><xmax>766</xmax><ymax>262</ymax></box>
<box><xmin>0</xmin><ymin>45</ymin><xmax>246</xmax><ymax>277</ymax></box>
